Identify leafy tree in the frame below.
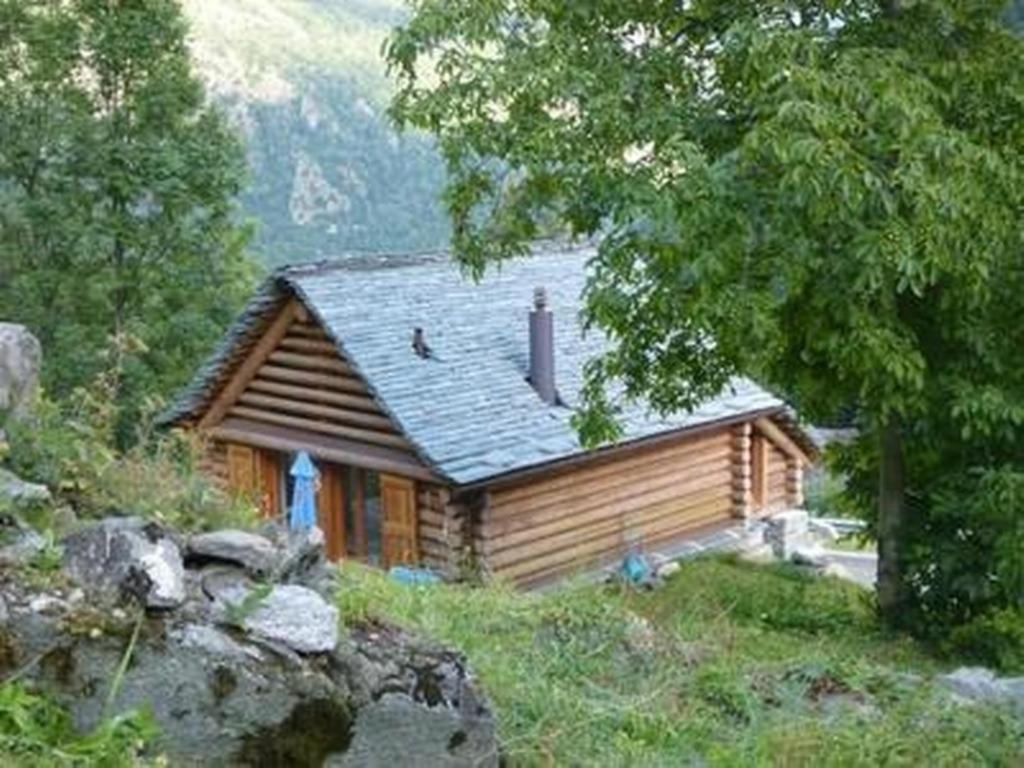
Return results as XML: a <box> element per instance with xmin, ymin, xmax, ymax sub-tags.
<box><xmin>0</xmin><ymin>0</ymin><xmax>257</xmax><ymax>440</ymax></box>
<box><xmin>388</xmin><ymin>1</ymin><xmax>1024</xmax><ymax>628</ymax></box>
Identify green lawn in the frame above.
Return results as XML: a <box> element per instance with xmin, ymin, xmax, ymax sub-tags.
<box><xmin>337</xmin><ymin>557</ymin><xmax>1023</xmax><ymax>766</ymax></box>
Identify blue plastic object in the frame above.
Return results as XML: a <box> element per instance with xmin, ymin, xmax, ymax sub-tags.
<box><xmin>288</xmin><ymin>451</ymin><xmax>319</xmax><ymax>530</ymax></box>
<box><xmin>389</xmin><ymin>566</ymin><xmax>443</xmax><ymax>586</ymax></box>
<box><xmin>620</xmin><ymin>553</ymin><xmax>653</xmax><ymax>586</ymax></box>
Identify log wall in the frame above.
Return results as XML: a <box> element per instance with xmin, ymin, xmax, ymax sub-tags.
<box><xmin>226</xmin><ymin>313</ymin><xmax>415</xmax><ymax>455</ymax></box>
<box><xmin>198</xmin><ymin>437</ymin><xmax>230</xmax><ymax>491</ymax></box>
<box><xmin>476</xmin><ymin>427</ymin><xmax>736</xmax><ymax>587</ymax></box>
<box><xmin>764</xmin><ymin>441</ymin><xmax>791</xmax><ymax>512</ymax></box>
<box><xmin>417</xmin><ymin>484</ymin><xmax>466</xmax><ymax>575</ymax></box>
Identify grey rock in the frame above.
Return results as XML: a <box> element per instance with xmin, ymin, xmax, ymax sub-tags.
<box><xmin>821</xmin><ymin>562</ymin><xmax>854</xmax><ymax>581</ymax></box>
<box><xmin>0</xmin><ymin>576</ymin><xmax>497</xmax><ymax>766</ymax></box>
<box><xmin>63</xmin><ymin>518</ymin><xmax>186</xmax><ymax>609</ymax></box>
<box><xmin>0</xmin><ymin>467</ymin><xmax>51</xmax><ymax>509</ymax></box>
<box><xmin>171</xmin><ymin>623</ymin><xmax>264</xmax><ymax>663</ymax></box>
<box><xmin>764</xmin><ymin>509</ymin><xmax>811</xmax><ymax>560</ymax></box>
<box><xmin>656</xmin><ymin>561</ymin><xmax>681</xmax><ymax>579</ymax></box>
<box><xmin>0</xmin><ymin>323</ymin><xmax>41</xmax><ymax>418</ymax></box>
<box><xmin>0</xmin><ymin>514</ymin><xmax>46</xmax><ymax>566</ymax></box>
<box><xmin>273</xmin><ymin>524</ymin><xmax>326</xmax><ymax>582</ymax></box>
<box><xmin>200</xmin><ymin>564</ymin><xmax>255</xmax><ymax>604</ymax></box>
<box><xmin>335</xmin><ymin>694</ymin><xmax>498</xmax><ymax>768</ymax></box>
<box><xmin>790</xmin><ymin>544</ymin><xmax>828</xmax><ymax>568</ymax></box>
<box><xmin>188</xmin><ymin>529</ymin><xmax>279</xmax><ymax>575</ymax></box>
<box><xmin>238</xmin><ymin>584</ymin><xmax>339</xmax><ymax>654</ymax></box>
<box><xmin>28</xmin><ymin>594</ymin><xmax>63</xmax><ymax>614</ymax></box>
<box><xmin>0</xmin><ymin>512</ymin><xmax>497</xmax><ymax>766</ymax></box>
<box><xmin>938</xmin><ymin>667</ymin><xmax>1024</xmax><ymax>714</ymax></box>
<box><xmin>339</xmin><ymin>625</ymin><xmax>498</xmax><ymax>768</ymax></box>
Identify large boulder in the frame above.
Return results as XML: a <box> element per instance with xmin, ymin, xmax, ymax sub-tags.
<box><xmin>0</xmin><ymin>323</ymin><xmax>41</xmax><ymax>419</ymax></box>
<box><xmin>62</xmin><ymin>517</ymin><xmax>186</xmax><ymax>610</ymax></box>
<box><xmin>0</xmin><ymin>565</ymin><xmax>497</xmax><ymax>766</ymax></box>
<box><xmin>0</xmin><ymin>517</ymin><xmax>498</xmax><ymax>765</ymax></box>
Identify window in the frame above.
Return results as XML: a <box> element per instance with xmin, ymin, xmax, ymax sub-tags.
<box><xmin>344</xmin><ymin>466</ymin><xmax>382</xmax><ymax>564</ymax></box>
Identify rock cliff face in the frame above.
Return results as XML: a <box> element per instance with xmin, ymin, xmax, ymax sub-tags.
<box><xmin>0</xmin><ymin>324</ymin><xmax>41</xmax><ymax>419</ymax></box>
<box><xmin>0</xmin><ymin>515</ymin><xmax>497</xmax><ymax>766</ymax></box>
<box><xmin>180</xmin><ymin>0</ymin><xmax>450</xmax><ymax>265</ymax></box>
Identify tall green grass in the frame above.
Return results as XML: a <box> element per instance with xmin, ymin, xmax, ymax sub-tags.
<box><xmin>338</xmin><ymin>557</ymin><xmax>1024</xmax><ymax>766</ymax></box>
<box><xmin>0</xmin><ymin>684</ymin><xmax>156</xmax><ymax>767</ymax></box>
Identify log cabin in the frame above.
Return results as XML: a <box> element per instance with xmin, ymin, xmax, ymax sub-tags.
<box><xmin>164</xmin><ymin>246</ymin><xmax>818</xmax><ymax>587</ymax></box>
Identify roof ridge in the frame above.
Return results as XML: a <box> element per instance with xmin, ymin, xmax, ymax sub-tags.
<box><xmin>274</xmin><ymin>238</ymin><xmax>597</xmax><ymax>277</ymax></box>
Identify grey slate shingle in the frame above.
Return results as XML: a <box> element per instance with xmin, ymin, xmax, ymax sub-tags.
<box><xmin>165</xmin><ymin>246</ymin><xmax>787</xmax><ymax>486</ymax></box>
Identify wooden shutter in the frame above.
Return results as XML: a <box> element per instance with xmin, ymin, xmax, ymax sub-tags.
<box><xmin>380</xmin><ymin>474</ymin><xmax>418</xmax><ymax>568</ymax></box>
<box><xmin>226</xmin><ymin>444</ymin><xmax>257</xmax><ymax>496</ymax></box>
<box><xmin>226</xmin><ymin>443</ymin><xmax>280</xmax><ymax>519</ymax></box>
<box><xmin>255</xmin><ymin>449</ymin><xmax>281</xmax><ymax>520</ymax></box>
<box><xmin>319</xmin><ymin>464</ymin><xmax>347</xmax><ymax>562</ymax></box>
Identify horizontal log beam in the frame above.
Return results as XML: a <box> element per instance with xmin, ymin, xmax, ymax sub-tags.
<box><xmin>267</xmin><ymin>350</ymin><xmax>352</xmax><ymax>375</ymax></box>
<box><xmin>754</xmin><ymin>417</ymin><xmax>811</xmax><ymax>466</ymax></box>
<box><xmin>246</xmin><ymin>378</ymin><xmax>379</xmax><ymax>412</ymax></box>
<box><xmin>237</xmin><ymin>391</ymin><xmax>395</xmax><ymax>432</ymax></box>
<box><xmin>483</xmin><ymin>463</ymin><xmax>733</xmax><ymax>541</ymax></box>
<box><xmin>278</xmin><ymin>336</ymin><xmax>342</xmax><ymax>355</ymax></box>
<box><xmin>258</xmin><ymin>364</ymin><xmax>368</xmax><ymax>394</ymax></box>
<box><xmin>491</xmin><ymin>433</ymin><xmax>731</xmax><ymax>510</ymax></box>
<box><xmin>228</xmin><ymin>406</ymin><xmax>411</xmax><ymax>450</ymax></box>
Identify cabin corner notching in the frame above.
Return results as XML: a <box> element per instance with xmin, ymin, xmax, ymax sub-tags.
<box><xmin>167</xmin><ymin>248</ymin><xmax>818</xmax><ymax>586</ymax></box>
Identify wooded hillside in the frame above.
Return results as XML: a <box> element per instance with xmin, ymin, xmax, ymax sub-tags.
<box><xmin>181</xmin><ymin>0</ymin><xmax>449</xmax><ymax>265</ymax></box>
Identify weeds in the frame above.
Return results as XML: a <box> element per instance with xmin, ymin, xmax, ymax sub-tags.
<box><xmin>0</xmin><ymin>682</ymin><xmax>156</xmax><ymax>767</ymax></box>
<box><xmin>337</xmin><ymin>556</ymin><xmax>1024</xmax><ymax>766</ymax></box>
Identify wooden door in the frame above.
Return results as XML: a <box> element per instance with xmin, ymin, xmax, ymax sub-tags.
<box><xmin>318</xmin><ymin>464</ymin><xmax>347</xmax><ymax>562</ymax></box>
<box><xmin>380</xmin><ymin>474</ymin><xmax>418</xmax><ymax>568</ymax></box>
<box><xmin>226</xmin><ymin>443</ymin><xmax>280</xmax><ymax>519</ymax></box>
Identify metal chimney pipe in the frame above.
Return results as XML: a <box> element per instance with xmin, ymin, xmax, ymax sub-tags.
<box><xmin>529</xmin><ymin>286</ymin><xmax>556</xmax><ymax>405</ymax></box>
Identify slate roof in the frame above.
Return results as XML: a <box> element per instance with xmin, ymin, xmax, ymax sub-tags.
<box><xmin>165</xmin><ymin>245</ymin><xmax>797</xmax><ymax>486</ymax></box>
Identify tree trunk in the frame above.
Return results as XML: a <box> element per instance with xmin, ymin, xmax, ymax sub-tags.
<box><xmin>876</xmin><ymin>416</ymin><xmax>911</xmax><ymax>624</ymax></box>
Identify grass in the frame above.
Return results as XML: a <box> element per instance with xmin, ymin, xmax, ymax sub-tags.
<box><xmin>338</xmin><ymin>556</ymin><xmax>1024</xmax><ymax>766</ymax></box>
<box><xmin>0</xmin><ymin>683</ymin><xmax>156</xmax><ymax>767</ymax></box>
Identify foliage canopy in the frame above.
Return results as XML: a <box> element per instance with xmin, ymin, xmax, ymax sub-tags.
<box><xmin>388</xmin><ymin>0</ymin><xmax>1024</xmax><ymax>629</ymax></box>
<box><xmin>0</xmin><ymin>0</ymin><xmax>257</xmax><ymax>439</ymax></box>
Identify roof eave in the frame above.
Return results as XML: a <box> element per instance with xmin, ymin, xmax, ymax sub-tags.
<box><xmin>452</xmin><ymin>405</ymin><xmax>789</xmax><ymax>494</ymax></box>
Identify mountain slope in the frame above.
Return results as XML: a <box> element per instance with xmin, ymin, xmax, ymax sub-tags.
<box><xmin>182</xmin><ymin>0</ymin><xmax>448</xmax><ymax>266</ymax></box>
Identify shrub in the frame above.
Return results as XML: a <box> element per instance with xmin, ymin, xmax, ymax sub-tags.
<box><xmin>4</xmin><ymin>342</ymin><xmax>257</xmax><ymax>533</ymax></box>
<box><xmin>906</xmin><ymin>467</ymin><xmax>1024</xmax><ymax>671</ymax></box>
<box><xmin>948</xmin><ymin>608</ymin><xmax>1024</xmax><ymax>675</ymax></box>
<box><xmin>0</xmin><ymin>683</ymin><xmax>157</xmax><ymax>766</ymax></box>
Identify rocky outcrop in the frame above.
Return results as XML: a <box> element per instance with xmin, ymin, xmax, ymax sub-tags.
<box><xmin>0</xmin><ymin>323</ymin><xmax>41</xmax><ymax>418</ymax></box>
<box><xmin>0</xmin><ymin>517</ymin><xmax>497</xmax><ymax>766</ymax></box>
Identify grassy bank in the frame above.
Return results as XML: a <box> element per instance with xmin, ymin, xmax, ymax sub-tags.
<box><xmin>338</xmin><ymin>557</ymin><xmax>1023</xmax><ymax>766</ymax></box>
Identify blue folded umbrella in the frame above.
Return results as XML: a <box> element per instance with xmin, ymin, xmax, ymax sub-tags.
<box><xmin>289</xmin><ymin>451</ymin><xmax>318</xmax><ymax>530</ymax></box>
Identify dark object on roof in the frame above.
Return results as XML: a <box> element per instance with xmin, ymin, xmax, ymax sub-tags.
<box><xmin>412</xmin><ymin>327</ymin><xmax>433</xmax><ymax>359</ymax></box>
